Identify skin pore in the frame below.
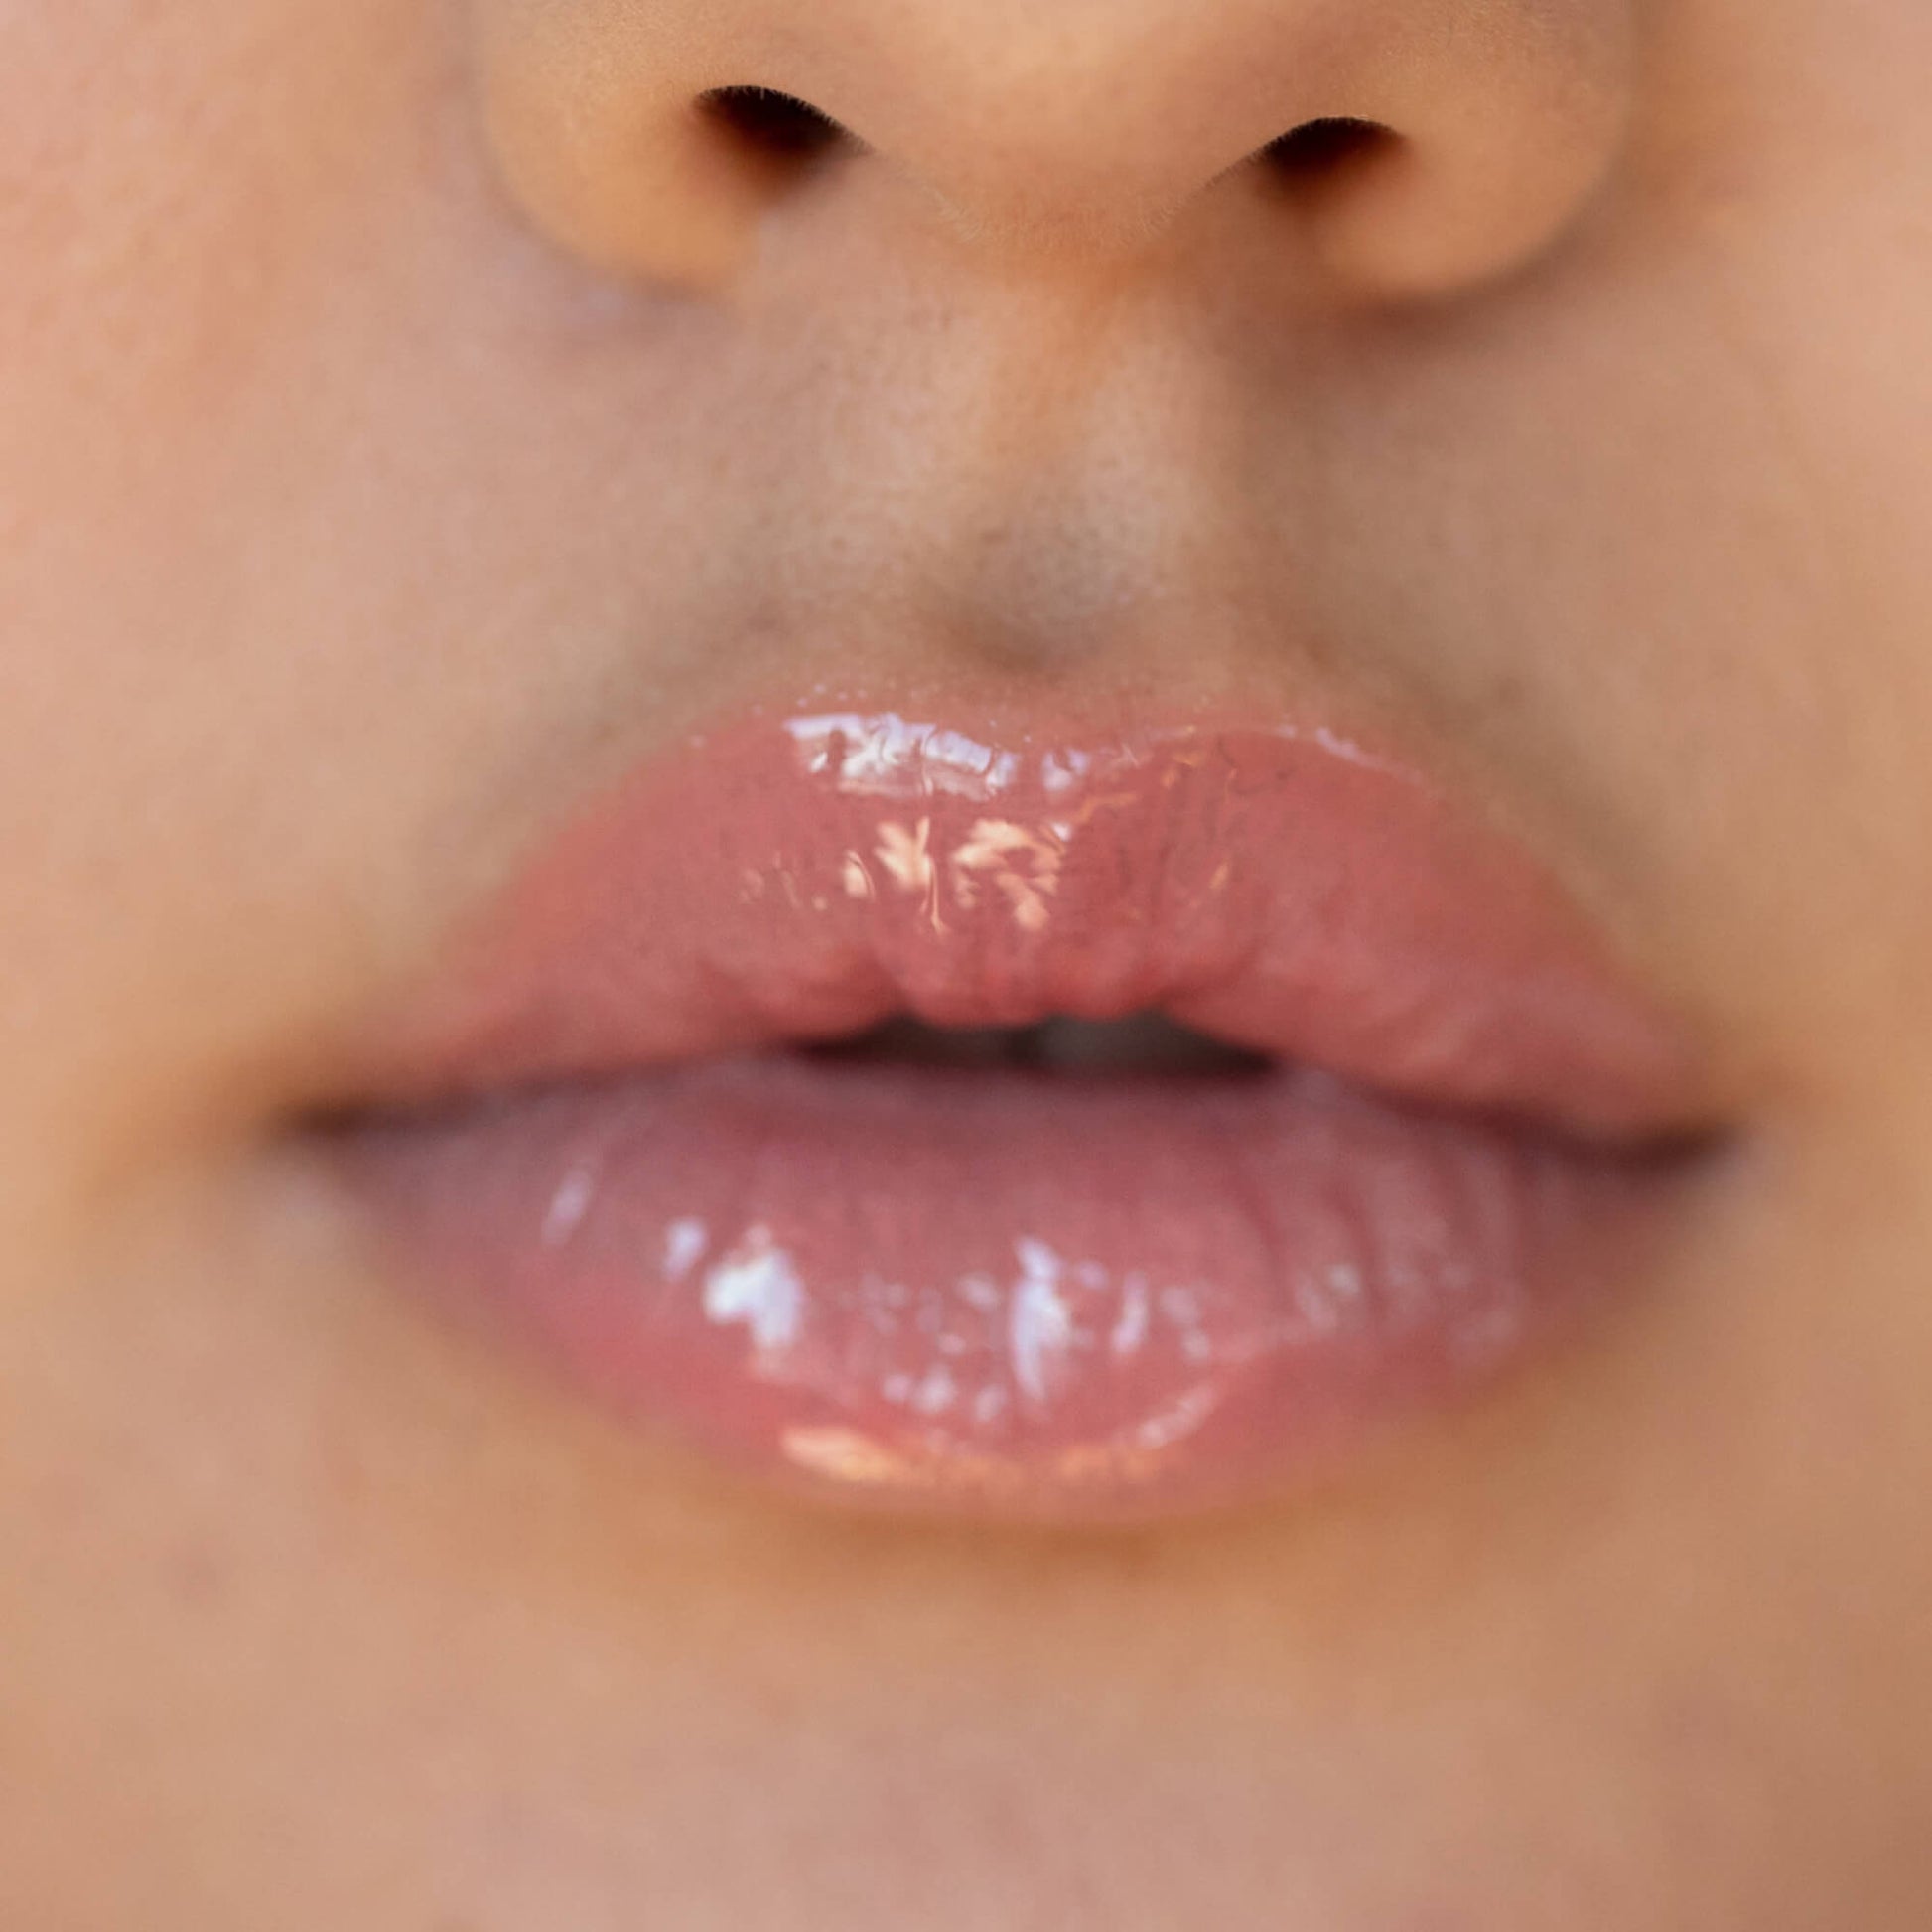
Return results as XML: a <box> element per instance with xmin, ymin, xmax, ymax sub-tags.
<box><xmin>3</xmin><ymin>0</ymin><xmax>1932</xmax><ymax>1925</ymax></box>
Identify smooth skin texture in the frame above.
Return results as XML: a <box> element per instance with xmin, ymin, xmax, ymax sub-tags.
<box><xmin>3</xmin><ymin>0</ymin><xmax>1932</xmax><ymax>1925</ymax></box>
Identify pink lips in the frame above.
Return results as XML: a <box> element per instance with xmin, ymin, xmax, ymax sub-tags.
<box><xmin>323</xmin><ymin>708</ymin><xmax>1710</xmax><ymax>1520</ymax></box>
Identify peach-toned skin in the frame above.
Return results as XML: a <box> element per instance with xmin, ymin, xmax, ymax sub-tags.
<box><xmin>5</xmin><ymin>1</ymin><xmax>1932</xmax><ymax>1928</ymax></box>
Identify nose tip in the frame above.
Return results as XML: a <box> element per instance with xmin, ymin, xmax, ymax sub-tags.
<box><xmin>476</xmin><ymin>0</ymin><xmax>1635</xmax><ymax>299</ymax></box>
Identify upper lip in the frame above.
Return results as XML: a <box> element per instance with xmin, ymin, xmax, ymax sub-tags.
<box><xmin>334</xmin><ymin>701</ymin><xmax>1713</xmax><ymax>1142</ymax></box>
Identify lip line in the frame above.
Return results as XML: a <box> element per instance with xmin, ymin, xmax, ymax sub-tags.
<box><xmin>337</xmin><ymin>702</ymin><xmax>1714</xmax><ymax>1141</ymax></box>
<box><xmin>323</xmin><ymin>1048</ymin><xmax>1704</xmax><ymax>1168</ymax></box>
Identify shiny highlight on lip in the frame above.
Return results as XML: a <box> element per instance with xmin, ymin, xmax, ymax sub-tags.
<box><xmin>326</xmin><ymin>706</ymin><xmax>1710</xmax><ymax>1521</ymax></box>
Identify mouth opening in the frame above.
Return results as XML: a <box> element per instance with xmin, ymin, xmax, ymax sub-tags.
<box><xmin>801</xmin><ymin>1012</ymin><xmax>1276</xmax><ymax>1077</ymax></box>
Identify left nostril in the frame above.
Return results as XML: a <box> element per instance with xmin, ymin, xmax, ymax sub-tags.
<box><xmin>698</xmin><ymin>86</ymin><xmax>853</xmax><ymax>165</ymax></box>
<box><xmin>1260</xmin><ymin>116</ymin><xmax>1394</xmax><ymax>181</ymax></box>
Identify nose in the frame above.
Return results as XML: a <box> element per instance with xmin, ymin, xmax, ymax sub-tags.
<box><xmin>475</xmin><ymin>0</ymin><xmax>1636</xmax><ymax>300</ymax></box>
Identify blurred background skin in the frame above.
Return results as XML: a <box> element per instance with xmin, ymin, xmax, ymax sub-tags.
<box><xmin>3</xmin><ymin>0</ymin><xmax>1932</xmax><ymax>1925</ymax></box>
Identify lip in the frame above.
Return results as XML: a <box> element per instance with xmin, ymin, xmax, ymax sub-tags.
<box><xmin>317</xmin><ymin>704</ymin><xmax>1716</xmax><ymax>1521</ymax></box>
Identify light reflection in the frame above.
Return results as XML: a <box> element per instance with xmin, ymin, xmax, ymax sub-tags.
<box><xmin>831</xmin><ymin>811</ymin><xmax>1076</xmax><ymax>939</ymax></box>
<box><xmin>873</xmin><ymin>817</ymin><xmax>936</xmax><ymax>895</ymax></box>
<box><xmin>785</xmin><ymin>712</ymin><xmax>1021</xmax><ymax>801</ymax></box>
<box><xmin>701</xmin><ymin>1225</ymin><xmax>804</xmax><ymax>1361</ymax></box>
<box><xmin>691</xmin><ymin>1218</ymin><xmax>1253</xmax><ymax>1485</ymax></box>
<box><xmin>1008</xmin><ymin>1237</ymin><xmax>1076</xmax><ymax>1406</ymax></box>
<box><xmin>1109</xmin><ymin>1273</ymin><xmax>1152</xmax><ymax>1358</ymax></box>
<box><xmin>780</xmin><ymin>713</ymin><xmax>1231</xmax><ymax>947</ymax></box>
<box><xmin>777</xmin><ymin>1399</ymin><xmax>1224</xmax><ymax>1498</ymax></box>
<box><xmin>951</xmin><ymin>818</ymin><xmax>1063</xmax><ymax>933</ymax></box>
<box><xmin>540</xmin><ymin>1162</ymin><xmax>598</xmax><ymax>1250</ymax></box>
<box><xmin>662</xmin><ymin>1216</ymin><xmax>709</xmax><ymax>1283</ymax></box>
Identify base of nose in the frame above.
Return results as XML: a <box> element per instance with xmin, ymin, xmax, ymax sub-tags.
<box><xmin>475</xmin><ymin>0</ymin><xmax>1636</xmax><ymax>303</ymax></box>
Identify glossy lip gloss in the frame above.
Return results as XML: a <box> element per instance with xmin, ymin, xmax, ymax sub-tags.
<box><xmin>315</xmin><ymin>707</ymin><xmax>1716</xmax><ymax>1521</ymax></box>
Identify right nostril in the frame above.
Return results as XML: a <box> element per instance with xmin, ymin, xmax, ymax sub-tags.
<box><xmin>698</xmin><ymin>86</ymin><xmax>852</xmax><ymax>165</ymax></box>
<box><xmin>1261</xmin><ymin>116</ymin><xmax>1392</xmax><ymax>181</ymax></box>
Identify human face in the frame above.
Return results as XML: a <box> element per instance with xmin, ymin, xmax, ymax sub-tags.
<box><xmin>3</xmin><ymin>0</ymin><xmax>1931</xmax><ymax>1924</ymax></box>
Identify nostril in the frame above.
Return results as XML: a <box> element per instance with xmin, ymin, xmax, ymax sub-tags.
<box><xmin>698</xmin><ymin>86</ymin><xmax>853</xmax><ymax>165</ymax></box>
<box><xmin>1261</xmin><ymin>116</ymin><xmax>1394</xmax><ymax>181</ymax></box>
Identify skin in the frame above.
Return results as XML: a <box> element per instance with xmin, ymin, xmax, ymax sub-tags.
<box><xmin>3</xmin><ymin>0</ymin><xmax>1932</xmax><ymax>1923</ymax></box>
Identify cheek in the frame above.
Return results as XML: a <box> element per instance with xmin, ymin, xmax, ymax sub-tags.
<box><xmin>1599</xmin><ymin>152</ymin><xmax>1932</xmax><ymax>1095</ymax></box>
<box><xmin>0</xmin><ymin>0</ymin><xmax>437</xmax><ymax>750</ymax></box>
<box><xmin>0</xmin><ymin>0</ymin><xmax>455</xmax><ymax>1196</ymax></box>
<box><xmin>0</xmin><ymin>1</ymin><xmax>433</xmax><ymax>456</ymax></box>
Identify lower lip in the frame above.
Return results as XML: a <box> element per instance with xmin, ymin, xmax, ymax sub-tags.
<box><xmin>326</xmin><ymin>1055</ymin><xmax>1687</xmax><ymax>1521</ymax></box>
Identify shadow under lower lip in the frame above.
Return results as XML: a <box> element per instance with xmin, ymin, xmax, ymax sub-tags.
<box><xmin>321</xmin><ymin>1052</ymin><xmax>1705</xmax><ymax>1523</ymax></box>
